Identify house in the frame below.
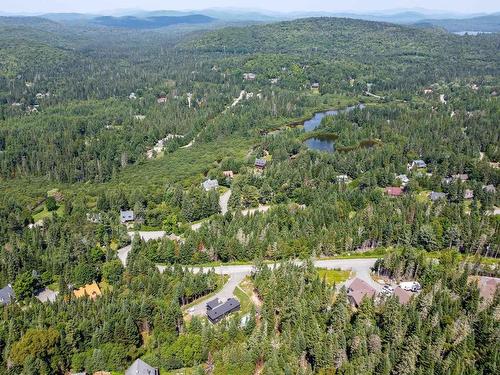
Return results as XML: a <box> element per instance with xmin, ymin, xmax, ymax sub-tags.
<box><xmin>408</xmin><ymin>159</ymin><xmax>427</xmax><ymax>170</ymax></box>
<box><xmin>464</xmin><ymin>189</ymin><xmax>474</xmax><ymax>200</ymax></box>
<box><xmin>223</xmin><ymin>170</ymin><xmax>234</xmax><ymax>179</ymax></box>
<box><xmin>202</xmin><ymin>179</ymin><xmax>219</xmax><ymax>192</ymax></box>
<box><xmin>474</xmin><ymin>276</ymin><xmax>500</xmax><ymax>303</ymax></box>
<box><xmin>0</xmin><ymin>284</ymin><xmax>14</xmax><ymax>306</ymax></box>
<box><xmin>36</xmin><ymin>288</ymin><xmax>59</xmax><ymax>303</ymax></box>
<box><xmin>73</xmin><ymin>282</ymin><xmax>101</xmax><ymax>300</ymax></box>
<box><xmin>125</xmin><ymin>358</ymin><xmax>159</xmax><ymax>375</ymax></box>
<box><xmin>255</xmin><ymin>159</ymin><xmax>267</xmax><ymax>170</ymax></box>
<box><xmin>243</xmin><ymin>73</ymin><xmax>256</xmax><ymax>81</ymax></box>
<box><xmin>347</xmin><ymin>278</ymin><xmax>376</xmax><ymax>307</ymax></box>
<box><xmin>206</xmin><ymin>298</ymin><xmax>222</xmax><ymax>310</ymax></box>
<box><xmin>483</xmin><ymin>184</ymin><xmax>497</xmax><ymax>194</ymax></box>
<box><xmin>429</xmin><ymin>191</ymin><xmax>447</xmax><ymax>201</ymax></box>
<box><xmin>120</xmin><ymin>210</ymin><xmax>135</xmax><ymax>224</ymax></box>
<box><xmin>396</xmin><ymin>174</ymin><xmax>410</xmax><ymax>186</ymax></box>
<box><xmin>28</xmin><ymin>219</ymin><xmax>44</xmax><ymax>229</ymax></box>
<box><xmin>393</xmin><ymin>287</ymin><xmax>412</xmax><ymax>305</ymax></box>
<box><xmin>452</xmin><ymin>173</ymin><xmax>469</xmax><ymax>182</ymax></box>
<box><xmin>207</xmin><ymin>298</ymin><xmax>240</xmax><ymax>324</ymax></box>
<box><xmin>385</xmin><ymin>187</ymin><xmax>404</xmax><ymax>197</ymax></box>
<box><xmin>311</xmin><ymin>82</ymin><xmax>320</xmax><ymax>90</ymax></box>
<box><xmin>336</xmin><ymin>175</ymin><xmax>352</xmax><ymax>184</ymax></box>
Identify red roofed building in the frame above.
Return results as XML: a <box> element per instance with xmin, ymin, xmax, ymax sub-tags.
<box><xmin>385</xmin><ymin>187</ymin><xmax>404</xmax><ymax>197</ymax></box>
<box><xmin>347</xmin><ymin>278</ymin><xmax>376</xmax><ymax>307</ymax></box>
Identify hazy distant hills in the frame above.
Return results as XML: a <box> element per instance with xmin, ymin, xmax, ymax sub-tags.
<box><xmin>414</xmin><ymin>14</ymin><xmax>500</xmax><ymax>32</ymax></box>
<box><xmin>91</xmin><ymin>15</ymin><xmax>215</xmax><ymax>29</ymax></box>
<box><xmin>0</xmin><ymin>8</ymin><xmax>498</xmax><ymax>32</ymax></box>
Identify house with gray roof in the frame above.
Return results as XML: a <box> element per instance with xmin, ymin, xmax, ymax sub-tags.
<box><xmin>36</xmin><ymin>288</ymin><xmax>59</xmax><ymax>303</ymax></box>
<box><xmin>408</xmin><ymin>159</ymin><xmax>427</xmax><ymax>170</ymax></box>
<box><xmin>255</xmin><ymin>158</ymin><xmax>267</xmax><ymax>170</ymax></box>
<box><xmin>202</xmin><ymin>179</ymin><xmax>219</xmax><ymax>192</ymax></box>
<box><xmin>207</xmin><ymin>298</ymin><xmax>240</xmax><ymax>324</ymax></box>
<box><xmin>0</xmin><ymin>284</ymin><xmax>14</xmax><ymax>306</ymax></box>
<box><xmin>125</xmin><ymin>358</ymin><xmax>158</xmax><ymax>375</ymax></box>
<box><xmin>120</xmin><ymin>210</ymin><xmax>135</xmax><ymax>224</ymax></box>
<box><xmin>429</xmin><ymin>191</ymin><xmax>447</xmax><ymax>202</ymax></box>
<box><xmin>206</xmin><ymin>298</ymin><xmax>222</xmax><ymax>310</ymax></box>
<box><xmin>483</xmin><ymin>184</ymin><xmax>496</xmax><ymax>194</ymax></box>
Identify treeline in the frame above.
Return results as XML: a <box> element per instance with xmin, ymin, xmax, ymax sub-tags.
<box><xmin>0</xmin><ymin>260</ymin><xmax>221</xmax><ymax>373</ymax></box>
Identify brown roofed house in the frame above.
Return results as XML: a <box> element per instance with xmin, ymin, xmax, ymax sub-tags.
<box><xmin>393</xmin><ymin>286</ymin><xmax>412</xmax><ymax>305</ymax></box>
<box><xmin>73</xmin><ymin>282</ymin><xmax>102</xmax><ymax>300</ymax></box>
<box><xmin>385</xmin><ymin>187</ymin><xmax>404</xmax><ymax>197</ymax></box>
<box><xmin>347</xmin><ymin>278</ymin><xmax>376</xmax><ymax>307</ymax></box>
<box><xmin>475</xmin><ymin>276</ymin><xmax>500</xmax><ymax>303</ymax></box>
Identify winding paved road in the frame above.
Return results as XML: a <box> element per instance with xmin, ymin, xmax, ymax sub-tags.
<box><xmin>157</xmin><ymin>258</ymin><xmax>380</xmax><ymax>316</ymax></box>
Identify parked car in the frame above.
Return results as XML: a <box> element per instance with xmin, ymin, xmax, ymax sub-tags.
<box><xmin>381</xmin><ymin>285</ymin><xmax>395</xmax><ymax>295</ymax></box>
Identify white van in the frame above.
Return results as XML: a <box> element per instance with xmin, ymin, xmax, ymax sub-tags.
<box><xmin>400</xmin><ymin>281</ymin><xmax>421</xmax><ymax>292</ymax></box>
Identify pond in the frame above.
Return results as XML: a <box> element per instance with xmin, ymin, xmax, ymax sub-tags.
<box><xmin>303</xmin><ymin>104</ymin><xmax>365</xmax><ymax>152</ymax></box>
<box><xmin>304</xmin><ymin>135</ymin><xmax>338</xmax><ymax>153</ymax></box>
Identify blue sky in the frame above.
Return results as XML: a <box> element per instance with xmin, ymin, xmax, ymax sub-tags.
<box><xmin>1</xmin><ymin>0</ymin><xmax>498</xmax><ymax>14</ymax></box>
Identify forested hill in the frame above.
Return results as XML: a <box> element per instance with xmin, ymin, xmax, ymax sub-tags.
<box><xmin>185</xmin><ymin>17</ymin><xmax>499</xmax><ymax>65</ymax></box>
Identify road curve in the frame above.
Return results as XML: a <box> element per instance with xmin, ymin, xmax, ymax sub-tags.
<box><xmin>157</xmin><ymin>258</ymin><xmax>380</xmax><ymax>316</ymax></box>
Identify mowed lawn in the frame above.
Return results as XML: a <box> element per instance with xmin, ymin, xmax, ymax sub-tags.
<box><xmin>317</xmin><ymin>268</ymin><xmax>351</xmax><ymax>285</ymax></box>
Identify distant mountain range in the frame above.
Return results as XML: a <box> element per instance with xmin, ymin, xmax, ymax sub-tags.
<box><xmin>0</xmin><ymin>8</ymin><xmax>498</xmax><ymax>32</ymax></box>
<box><xmin>415</xmin><ymin>14</ymin><xmax>500</xmax><ymax>33</ymax></box>
<box><xmin>91</xmin><ymin>15</ymin><xmax>215</xmax><ymax>29</ymax></box>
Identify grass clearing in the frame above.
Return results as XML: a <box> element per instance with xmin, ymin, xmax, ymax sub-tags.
<box><xmin>32</xmin><ymin>203</ymin><xmax>65</xmax><ymax>221</ymax></box>
<box><xmin>234</xmin><ymin>285</ymin><xmax>252</xmax><ymax>314</ymax></box>
<box><xmin>317</xmin><ymin>268</ymin><xmax>351</xmax><ymax>284</ymax></box>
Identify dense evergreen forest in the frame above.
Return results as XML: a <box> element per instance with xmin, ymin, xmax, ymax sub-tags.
<box><xmin>0</xmin><ymin>15</ymin><xmax>498</xmax><ymax>374</ymax></box>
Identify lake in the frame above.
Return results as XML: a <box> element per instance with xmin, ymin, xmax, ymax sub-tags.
<box><xmin>303</xmin><ymin>104</ymin><xmax>365</xmax><ymax>152</ymax></box>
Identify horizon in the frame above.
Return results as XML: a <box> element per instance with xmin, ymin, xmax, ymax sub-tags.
<box><xmin>1</xmin><ymin>1</ymin><xmax>499</xmax><ymax>16</ymax></box>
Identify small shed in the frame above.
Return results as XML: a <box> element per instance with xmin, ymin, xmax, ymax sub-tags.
<box><xmin>255</xmin><ymin>159</ymin><xmax>267</xmax><ymax>170</ymax></box>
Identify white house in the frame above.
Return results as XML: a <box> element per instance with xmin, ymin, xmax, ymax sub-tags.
<box><xmin>202</xmin><ymin>179</ymin><xmax>219</xmax><ymax>191</ymax></box>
